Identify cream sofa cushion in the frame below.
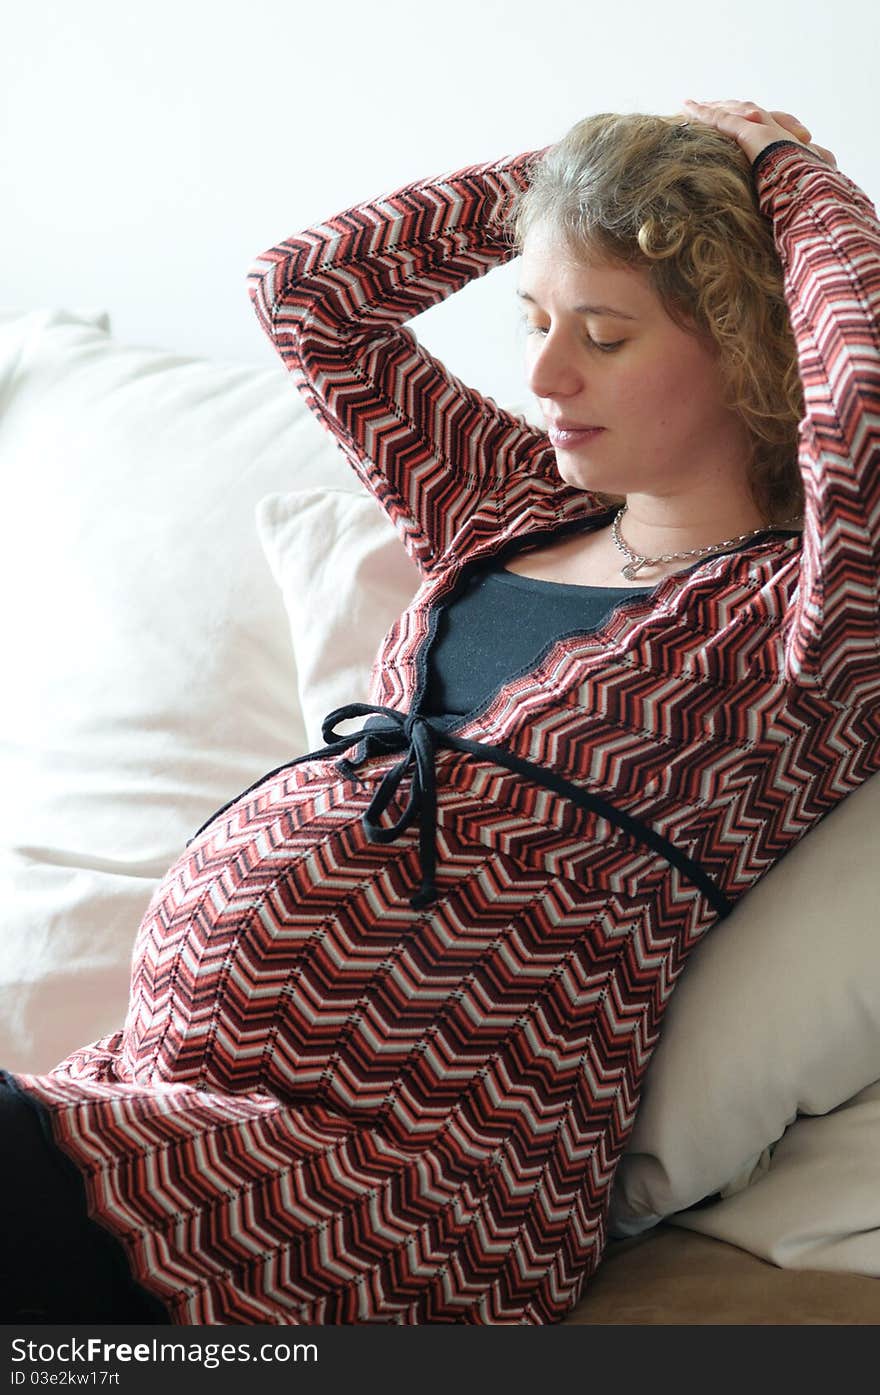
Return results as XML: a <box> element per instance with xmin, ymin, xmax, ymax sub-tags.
<box><xmin>0</xmin><ymin>308</ymin><xmax>358</xmax><ymax>1069</ymax></box>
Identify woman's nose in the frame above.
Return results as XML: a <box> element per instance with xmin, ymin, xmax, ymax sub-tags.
<box><xmin>525</xmin><ymin>332</ymin><xmax>583</xmax><ymax>400</ymax></box>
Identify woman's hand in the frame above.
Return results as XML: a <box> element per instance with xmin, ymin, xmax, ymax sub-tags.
<box><xmin>680</xmin><ymin>98</ymin><xmax>837</xmax><ymax>169</ymax></box>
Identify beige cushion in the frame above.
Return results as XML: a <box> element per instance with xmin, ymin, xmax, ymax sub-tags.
<box><xmin>667</xmin><ymin>1077</ymin><xmax>880</xmax><ymax>1275</ymax></box>
<box><xmin>608</xmin><ymin>768</ymin><xmax>880</xmax><ymax>1262</ymax></box>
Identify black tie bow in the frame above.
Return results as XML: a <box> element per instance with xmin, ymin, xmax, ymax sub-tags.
<box><xmin>319</xmin><ymin>701</ymin><xmax>452</xmax><ymax>909</ymax></box>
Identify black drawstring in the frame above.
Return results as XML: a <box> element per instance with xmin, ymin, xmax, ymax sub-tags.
<box><xmin>334</xmin><ymin>704</ymin><xmax>443</xmax><ymax>909</ymax></box>
<box><xmin>187</xmin><ymin>701</ymin><xmax>734</xmax><ymax>921</ymax></box>
<box><xmin>186</xmin><ymin>702</ymin><xmax>449</xmax><ymax>910</ymax></box>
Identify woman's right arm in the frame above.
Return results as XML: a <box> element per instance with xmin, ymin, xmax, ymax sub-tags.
<box><xmin>247</xmin><ymin>147</ymin><xmax>554</xmax><ymax>577</ymax></box>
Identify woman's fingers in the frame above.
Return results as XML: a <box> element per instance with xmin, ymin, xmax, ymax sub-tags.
<box><xmin>809</xmin><ymin>142</ymin><xmax>838</xmax><ymax>168</ymax></box>
<box><xmin>768</xmin><ymin>110</ymin><xmax>836</xmax><ymax>164</ymax></box>
<box><xmin>770</xmin><ymin>110</ymin><xmax>812</xmax><ymax>140</ymax></box>
<box><xmin>694</xmin><ymin>98</ymin><xmax>768</xmax><ymax>119</ymax></box>
<box><xmin>681</xmin><ymin>98</ymin><xmax>748</xmax><ymax>131</ymax></box>
<box><xmin>681</xmin><ymin>98</ymin><xmax>835</xmax><ymax>168</ymax></box>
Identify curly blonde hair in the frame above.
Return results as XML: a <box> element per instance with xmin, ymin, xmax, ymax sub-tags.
<box><xmin>501</xmin><ymin>112</ymin><xmax>805</xmax><ymax>526</ymax></box>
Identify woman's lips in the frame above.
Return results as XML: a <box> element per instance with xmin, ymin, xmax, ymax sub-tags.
<box><xmin>548</xmin><ymin>426</ymin><xmax>605</xmax><ymax>448</ymax></box>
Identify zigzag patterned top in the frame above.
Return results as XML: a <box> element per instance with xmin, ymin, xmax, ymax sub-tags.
<box><xmin>13</xmin><ymin>138</ymin><xmax>880</xmax><ymax>1324</ymax></box>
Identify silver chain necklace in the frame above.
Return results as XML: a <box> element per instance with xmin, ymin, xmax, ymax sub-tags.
<box><xmin>611</xmin><ymin>504</ymin><xmax>776</xmax><ymax>581</ymax></box>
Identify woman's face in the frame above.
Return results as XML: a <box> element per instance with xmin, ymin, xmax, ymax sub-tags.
<box><xmin>518</xmin><ymin>220</ymin><xmax>752</xmax><ymax>500</ymax></box>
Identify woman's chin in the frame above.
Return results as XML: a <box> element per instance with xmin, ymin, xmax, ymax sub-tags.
<box><xmin>555</xmin><ymin>459</ymin><xmax>612</xmax><ymax>492</ymax></box>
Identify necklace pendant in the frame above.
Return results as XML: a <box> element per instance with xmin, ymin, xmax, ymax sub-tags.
<box><xmin>621</xmin><ymin>559</ymin><xmax>645</xmax><ymax>581</ymax></box>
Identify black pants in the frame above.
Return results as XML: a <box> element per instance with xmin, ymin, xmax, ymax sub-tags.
<box><xmin>0</xmin><ymin>1071</ymin><xmax>170</xmax><ymax>1323</ymax></box>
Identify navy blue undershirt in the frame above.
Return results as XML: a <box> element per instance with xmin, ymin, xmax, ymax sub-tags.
<box><xmin>423</xmin><ymin>525</ymin><xmax>798</xmax><ymax>718</ymax></box>
<box><xmin>424</xmin><ymin>564</ymin><xmax>651</xmax><ymax>716</ymax></box>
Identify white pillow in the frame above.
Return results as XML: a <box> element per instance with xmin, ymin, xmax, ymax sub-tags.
<box><xmin>0</xmin><ymin>308</ymin><xmax>361</xmax><ymax>1071</ymax></box>
<box><xmin>256</xmin><ymin>490</ymin><xmax>422</xmax><ymax>750</ymax></box>
<box><xmin>257</xmin><ymin>484</ymin><xmax>880</xmax><ymax>1249</ymax></box>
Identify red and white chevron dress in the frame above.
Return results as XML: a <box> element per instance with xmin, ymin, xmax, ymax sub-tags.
<box><xmin>13</xmin><ymin>138</ymin><xmax>880</xmax><ymax>1324</ymax></box>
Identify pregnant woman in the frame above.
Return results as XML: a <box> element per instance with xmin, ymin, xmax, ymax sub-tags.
<box><xmin>3</xmin><ymin>99</ymin><xmax>877</xmax><ymax>1324</ymax></box>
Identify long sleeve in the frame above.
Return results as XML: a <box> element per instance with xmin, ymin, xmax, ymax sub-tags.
<box><xmin>247</xmin><ymin>148</ymin><xmax>553</xmax><ymax>577</ymax></box>
<box><xmin>753</xmin><ymin>140</ymin><xmax>880</xmax><ymax>705</ymax></box>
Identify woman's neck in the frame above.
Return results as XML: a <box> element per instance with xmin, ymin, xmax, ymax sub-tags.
<box><xmin>614</xmin><ymin>496</ymin><xmax>771</xmax><ymax>560</ymax></box>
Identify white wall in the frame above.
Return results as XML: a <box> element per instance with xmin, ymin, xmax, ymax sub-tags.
<box><xmin>3</xmin><ymin>0</ymin><xmax>876</xmax><ymax>407</ymax></box>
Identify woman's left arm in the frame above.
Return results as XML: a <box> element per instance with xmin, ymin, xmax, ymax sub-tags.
<box><xmin>685</xmin><ymin>99</ymin><xmax>880</xmax><ymax>707</ymax></box>
<box><xmin>754</xmin><ymin>140</ymin><xmax>880</xmax><ymax>706</ymax></box>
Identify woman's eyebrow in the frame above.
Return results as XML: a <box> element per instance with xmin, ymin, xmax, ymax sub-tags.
<box><xmin>516</xmin><ymin>288</ymin><xmax>638</xmax><ymax>320</ymax></box>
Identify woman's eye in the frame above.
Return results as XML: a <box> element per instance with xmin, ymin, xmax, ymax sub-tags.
<box><xmin>520</xmin><ymin>323</ymin><xmax>623</xmax><ymax>353</ymax></box>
